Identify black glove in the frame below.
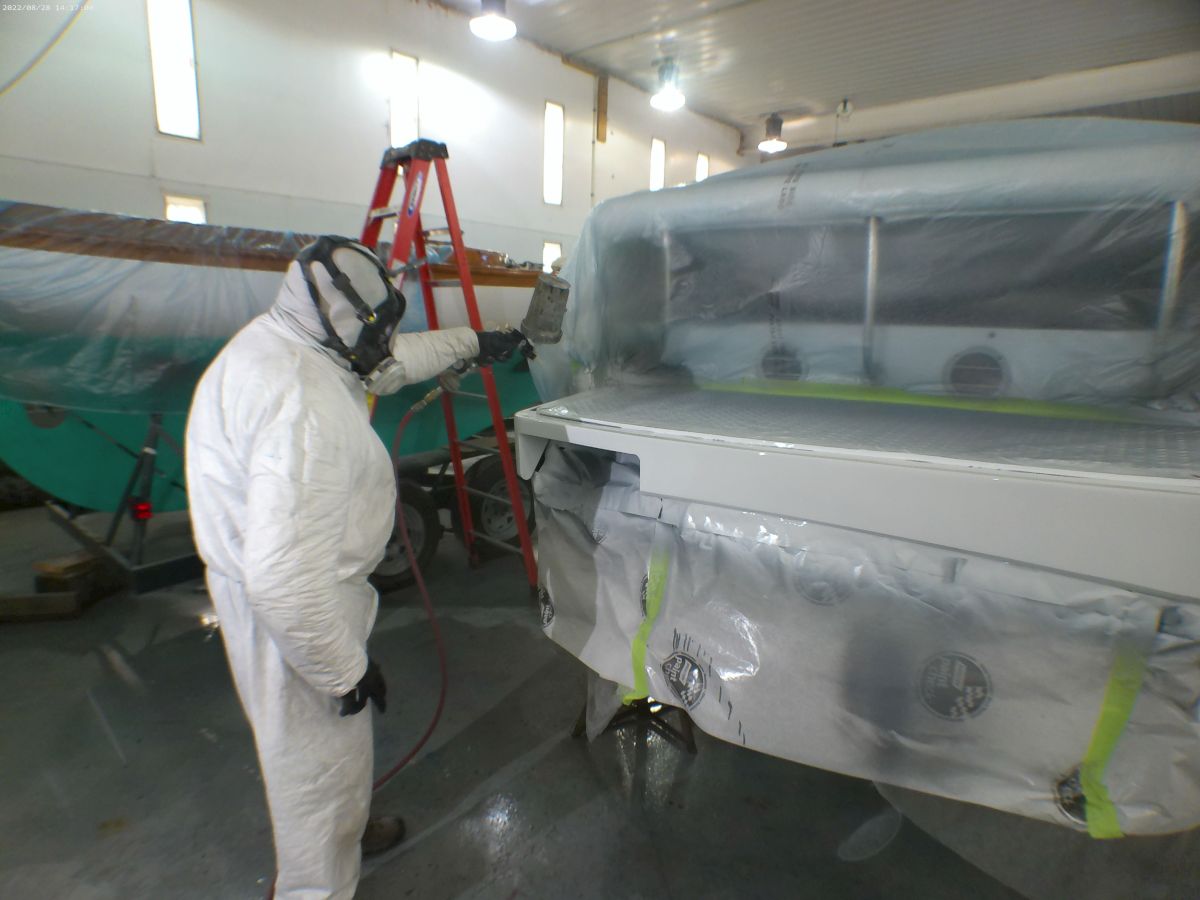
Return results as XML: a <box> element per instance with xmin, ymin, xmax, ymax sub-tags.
<box><xmin>339</xmin><ymin>657</ymin><xmax>387</xmax><ymax>717</ymax></box>
<box><xmin>475</xmin><ymin>330</ymin><xmax>525</xmax><ymax>366</ymax></box>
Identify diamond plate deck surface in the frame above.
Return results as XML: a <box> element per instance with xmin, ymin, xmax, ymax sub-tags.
<box><xmin>537</xmin><ymin>384</ymin><xmax>1200</xmax><ymax>479</ymax></box>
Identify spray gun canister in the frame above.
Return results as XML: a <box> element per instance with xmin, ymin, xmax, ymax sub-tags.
<box><xmin>520</xmin><ymin>272</ymin><xmax>570</xmax><ymax>351</ymax></box>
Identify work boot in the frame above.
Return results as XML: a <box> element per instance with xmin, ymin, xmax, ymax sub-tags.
<box><xmin>361</xmin><ymin>815</ymin><xmax>406</xmax><ymax>857</ymax></box>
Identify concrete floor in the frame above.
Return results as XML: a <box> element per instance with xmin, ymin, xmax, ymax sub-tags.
<box><xmin>0</xmin><ymin>505</ymin><xmax>1031</xmax><ymax>899</ymax></box>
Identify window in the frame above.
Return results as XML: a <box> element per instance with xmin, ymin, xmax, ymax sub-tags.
<box><xmin>542</xmin><ymin>241</ymin><xmax>562</xmax><ymax>273</ymax></box>
<box><xmin>543</xmin><ymin>102</ymin><xmax>564</xmax><ymax>205</ymax></box>
<box><xmin>649</xmin><ymin>138</ymin><xmax>665</xmax><ymax>191</ymax></box>
<box><xmin>389</xmin><ymin>51</ymin><xmax>420</xmax><ymax>148</ymax></box>
<box><xmin>164</xmin><ymin>194</ymin><xmax>206</xmax><ymax>223</ymax></box>
<box><xmin>695</xmin><ymin>152</ymin><xmax>710</xmax><ymax>182</ymax></box>
<box><xmin>146</xmin><ymin>0</ymin><xmax>201</xmax><ymax>139</ymax></box>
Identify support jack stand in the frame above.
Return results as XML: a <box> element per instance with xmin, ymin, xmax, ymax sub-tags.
<box><xmin>46</xmin><ymin>413</ymin><xmax>201</xmax><ymax>594</ymax></box>
<box><xmin>571</xmin><ymin>697</ymin><xmax>698</xmax><ymax>754</ymax></box>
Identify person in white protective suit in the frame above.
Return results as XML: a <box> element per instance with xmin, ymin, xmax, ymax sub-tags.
<box><xmin>185</xmin><ymin>235</ymin><xmax>524</xmax><ymax>900</ymax></box>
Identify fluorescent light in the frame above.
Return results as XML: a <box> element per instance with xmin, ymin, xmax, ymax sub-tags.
<box><xmin>650</xmin><ymin>84</ymin><xmax>684</xmax><ymax>112</ymax></box>
<box><xmin>164</xmin><ymin>194</ymin><xmax>206</xmax><ymax>223</ymax></box>
<box><xmin>146</xmin><ymin>0</ymin><xmax>201</xmax><ymax>139</ymax></box>
<box><xmin>543</xmin><ymin>101</ymin><xmax>564</xmax><ymax>205</ymax></box>
<box><xmin>758</xmin><ymin>113</ymin><xmax>787</xmax><ymax>154</ymax></box>
<box><xmin>389</xmin><ymin>51</ymin><xmax>419</xmax><ymax>148</ymax></box>
<box><xmin>470</xmin><ymin>15</ymin><xmax>516</xmax><ymax>41</ymax></box>
<box><xmin>542</xmin><ymin>241</ymin><xmax>562</xmax><ymax>273</ymax></box>
<box><xmin>649</xmin><ymin>59</ymin><xmax>685</xmax><ymax>112</ymax></box>
<box><xmin>649</xmin><ymin>138</ymin><xmax>665</xmax><ymax>192</ymax></box>
<box><xmin>470</xmin><ymin>0</ymin><xmax>516</xmax><ymax>41</ymax></box>
<box><xmin>695</xmin><ymin>152</ymin><xmax>709</xmax><ymax>182</ymax></box>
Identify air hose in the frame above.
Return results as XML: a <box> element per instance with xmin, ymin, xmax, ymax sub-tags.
<box><xmin>373</xmin><ymin>396</ymin><xmax>450</xmax><ymax>790</ymax></box>
<box><xmin>366</xmin><ymin>302</ymin><xmax>552</xmax><ymax>788</ymax></box>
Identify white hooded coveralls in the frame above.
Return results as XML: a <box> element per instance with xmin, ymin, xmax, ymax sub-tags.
<box><xmin>186</xmin><ymin>261</ymin><xmax>479</xmax><ymax>899</ymax></box>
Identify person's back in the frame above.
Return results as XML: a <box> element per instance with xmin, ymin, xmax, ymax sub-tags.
<box><xmin>187</xmin><ymin>309</ymin><xmax>392</xmax><ymax>627</ymax></box>
<box><xmin>186</xmin><ymin>291</ymin><xmax>396</xmax><ymax>900</ymax></box>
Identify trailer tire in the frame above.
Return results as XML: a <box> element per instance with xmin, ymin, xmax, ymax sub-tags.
<box><xmin>452</xmin><ymin>454</ymin><xmax>534</xmax><ymax>559</ymax></box>
<box><xmin>371</xmin><ymin>479</ymin><xmax>441</xmax><ymax>592</ymax></box>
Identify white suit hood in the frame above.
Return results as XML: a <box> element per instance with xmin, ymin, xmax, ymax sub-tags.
<box><xmin>268</xmin><ymin>259</ymin><xmax>480</xmax><ymax>385</ymax></box>
<box><xmin>270</xmin><ymin>259</ymin><xmax>341</xmax><ymax>347</ymax></box>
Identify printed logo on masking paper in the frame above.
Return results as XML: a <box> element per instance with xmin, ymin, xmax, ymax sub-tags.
<box><xmin>538</xmin><ymin>588</ymin><xmax>554</xmax><ymax>628</ymax></box>
<box><xmin>791</xmin><ymin>552</ymin><xmax>855</xmax><ymax>607</ymax></box>
<box><xmin>661</xmin><ymin>652</ymin><xmax>706</xmax><ymax>710</ymax></box>
<box><xmin>639</xmin><ymin>574</ymin><xmax>649</xmax><ymax>617</ymax></box>
<box><xmin>918</xmin><ymin>652</ymin><xmax>992</xmax><ymax>720</ymax></box>
<box><xmin>796</xmin><ymin>572</ymin><xmax>852</xmax><ymax>607</ymax></box>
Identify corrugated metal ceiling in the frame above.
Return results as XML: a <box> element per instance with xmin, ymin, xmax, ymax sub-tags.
<box><xmin>435</xmin><ymin>0</ymin><xmax>1200</xmax><ymax>127</ymax></box>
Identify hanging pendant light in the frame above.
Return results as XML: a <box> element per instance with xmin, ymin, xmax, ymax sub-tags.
<box><xmin>470</xmin><ymin>0</ymin><xmax>517</xmax><ymax>42</ymax></box>
<box><xmin>650</xmin><ymin>59</ymin><xmax>685</xmax><ymax>112</ymax></box>
<box><xmin>758</xmin><ymin>113</ymin><xmax>787</xmax><ymax>153</ymax></box>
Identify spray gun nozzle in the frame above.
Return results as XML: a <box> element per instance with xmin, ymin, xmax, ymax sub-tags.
<box><xmin>410</xmin><ymin>384</ymin><xmax>444</xmax><ymax>414</ymax></box>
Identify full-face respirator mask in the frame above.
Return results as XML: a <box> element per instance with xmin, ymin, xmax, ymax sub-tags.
<box><xmin>296</xmin><ymin>236</ymin><xmax>409</xmax><ymax>395</ymax></box>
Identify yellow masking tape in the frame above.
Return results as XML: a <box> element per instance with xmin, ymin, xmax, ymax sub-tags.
<box><xmin>1079</xmin><ymin>646</ymin><xmax>1149</xmax><ymax>839</ymax></box>
<box><xmin>624</xmin><ymin>547</ymin><xmax>671</xmax><ymax>704</ymax></box>
<box><xmin>699</xmin><ymin>379</ymin><xmax>1138</xmax><ymax>423</ymax></box>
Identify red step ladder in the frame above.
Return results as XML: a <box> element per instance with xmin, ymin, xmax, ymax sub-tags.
<box><xmin>359</xmin><ymin>140</ymin><xmax>536</xmax><ymax>587</ymax></box>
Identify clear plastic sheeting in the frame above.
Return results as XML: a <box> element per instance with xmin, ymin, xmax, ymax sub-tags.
<box><xmin>0</xmin><ymin>202</ymin><xmax>308</xmax><ymax>413</ymax></box>
<box><xmin>533</xmin><ymin>442</ymin><xmax>1200</xmax><ymax>836</ymax></box>
<box><xmin>0</xmin><ymin>202</ymin><xmax>535</xmax><ymax>415</ymax></box>
<box><xmin>532</xmin><ymin>119</ymin><xmax>1200</xmax><ymax>415</ymax></box>
<box><xmin>523</xmin><ymin>119</ymin><xmax>1200</xmax><ymax>838</ymax></box>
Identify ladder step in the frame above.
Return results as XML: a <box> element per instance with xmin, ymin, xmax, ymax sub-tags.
<box><xmin>428</xmin><ymin>279</ymin><xmax>462</xmax><ymax>287</ymax></box>
<box><xmin>457</xmin><ymin>438</ymin><xmax>500</xmax><ymax>454</ymax></box>
<box><xmin>464</xmin><ymin>486</ymin><xmax>513</xmax><ymax>505</ymax></box>
<box><xmin>368</xmin><ymin>206</ymin><xmax>403</xmax><ymax>220</ymax></box>
<box><xmin>469</xmin><ymin>531</ymin><xmax>523</xmax><ymax>555</ymax></box>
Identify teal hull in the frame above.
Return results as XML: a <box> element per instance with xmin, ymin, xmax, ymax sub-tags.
<box><xmin>0</xmin><ymin>359</ymin><xmax>538</xmax><ymax>513</ymax></box>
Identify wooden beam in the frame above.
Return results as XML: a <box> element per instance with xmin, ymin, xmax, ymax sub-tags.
<box><xmin>560</xmin><ymin>54</ymin><xmax>599</xmax><ymax>76</ymax></box>
<box><xmin>596</xmin><ymin>75</ymin><xmax>609</xmax><ymax>143</ymax></box>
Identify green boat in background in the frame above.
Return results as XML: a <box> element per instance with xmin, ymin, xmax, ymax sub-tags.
<box><xmin>0</xmin><ymin>359</ymin><xmax>539</xmax><ymax>514</ymax></box>
<box><xmin>0</xmin><ymin>200</ymin><xmax>543</xmax><ymax>588</ymax></box>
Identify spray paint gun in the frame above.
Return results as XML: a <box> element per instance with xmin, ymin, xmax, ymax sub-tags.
<box><xmin>406</xmin><ymin>272</ymin><xmax>571</xmax><ymax>414</ymax></box>
<box><xmin>517</xmin><ymin>271</ymin><xmax>570</xmax><ymax>360</ymax></box>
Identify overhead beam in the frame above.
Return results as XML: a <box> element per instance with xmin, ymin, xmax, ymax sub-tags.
<box><xmin>766</xmin><ymin>52</ymin><xmax>1200</xmax><ymax>154</ymax></box>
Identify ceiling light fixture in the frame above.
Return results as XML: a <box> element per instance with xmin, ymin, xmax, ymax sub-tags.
<box><xmin>650</xmin><ymin>59</ymin><xmax>685</xmax><ymax>112</ymax></box>
<box><xmin>758</xmin><ymin>113</ymin><xmax>787</xmax><ymax>154</ymax></box>
<box><xmin>470</xmin><ymin>0</ymin><xmax>516</xmax><ymax>42</ymax></box>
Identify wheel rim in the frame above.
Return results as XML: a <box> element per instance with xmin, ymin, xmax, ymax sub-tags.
<box><xmin>478</xmin><ymin>483</ymin><xmax>530</xmax><ymax>542</ymax></box>
<box><xmin>375</xmin><ymin>504</ymin><xmax>425</xmax><ymax>576</ymax></box>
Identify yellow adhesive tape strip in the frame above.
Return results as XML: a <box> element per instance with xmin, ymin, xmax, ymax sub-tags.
<box><xmin>700</xmin><ymin>379</ymin><xmax>1137</xmax><ymax>423</ymax></box>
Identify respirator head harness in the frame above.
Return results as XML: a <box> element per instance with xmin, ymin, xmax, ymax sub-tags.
<box><xmin>296</xmin><ymin>236</ymin><xmax>408</xmax><ymax>393</ymax></box>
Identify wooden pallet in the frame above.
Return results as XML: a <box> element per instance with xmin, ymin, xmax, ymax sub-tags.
<box><xmin>0</xmin><ymin>551</ymin><xmax>124</xmax><ymax>623</ymax></box>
